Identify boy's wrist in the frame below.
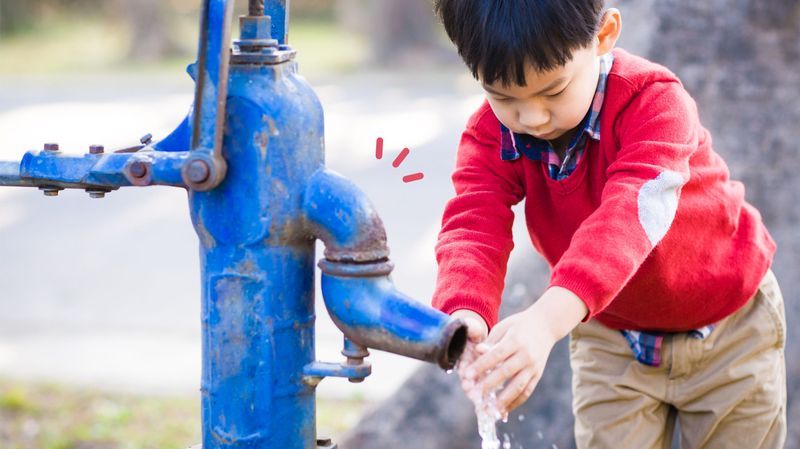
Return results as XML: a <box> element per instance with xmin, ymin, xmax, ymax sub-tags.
<box><xmin>525</xmin><ymin>286</ymin><xmax>589</xmax><ymax>341</ymax></box>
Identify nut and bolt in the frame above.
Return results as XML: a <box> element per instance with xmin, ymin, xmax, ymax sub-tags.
<box><xmin>186</xmin><ymin>160</ymin><xmax>211</xmax><ymax>184</ymax></box>
<box><xmin>86</xmin><ymin>189</ymin><xmax>108</xmax><ymax>199</ymax></box>
<box><xmin>89</xmin><ymin>145</ymin><xmax>105</xmax><ymax>154</ymax></box>
<box><xmin>128</xmin><ymin>161</ymin><xmax>148</xmax><ymax>179</ymax></box>
<box><xmin>39</xmin><ymin>143</ymin><xmax>62</xmax><ymax>195</ymax></box>
<box><xmin>39</xmin><ymin>186</ymin><xmax>62</xmax><ymax>197</ymax></box>
<box><xmin>249</xmin><ymin>0</ymin><xmax>265</xmax><ymax>16</ymax></box>
<box><xmin>140</xmin><ymin>133</ymin><xmax>153</xmax><ymax>145</ymax></box>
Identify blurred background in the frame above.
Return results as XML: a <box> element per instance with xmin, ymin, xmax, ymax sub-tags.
<box><xmin>0</xmin><ymin>1</ymin><xmax>797</xmax><ymax>448</ymax></box>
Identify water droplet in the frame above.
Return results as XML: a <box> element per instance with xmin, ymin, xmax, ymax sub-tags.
<box><xmin>536</xmin><ymin>431</ymin><xmax>544</xmax><ymax>440</ymax></box>
<box><xmin>551</xmin><ymin>444</ymin><xmax>558</xmax><ymax>449</ymax></box>
<box><xmin>502</xmin><ymin>434</ymin><xmax>511</xmax><ymax>449</ymax></box>
<box><xmin>445</xmin><ymin>369</ymin><xmax>453</xmax><ymax>375</ymax></box>
<box><xmin>517</xmin><ymin>414</ymin><xmax>525</xmax><ymax>421</ymax></box>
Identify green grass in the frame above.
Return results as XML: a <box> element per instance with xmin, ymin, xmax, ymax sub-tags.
<box><xmin>0</xmin><ymin>379</ymin><xmax>370</xmax><ymax>449</ymax></box>
<box><xmin>0</xmin><ymin>13</ymin><xmax>367</xmax><ymax>76</ymax></box>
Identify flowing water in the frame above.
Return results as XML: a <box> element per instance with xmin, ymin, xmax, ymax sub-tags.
<box><xmin>454</xmin><ymin>342</ymin><xmax>559</xmax><ymax>449</ymax></box>
<box><xmin>457</xmin><ymin>341</ymin><xmax>508</xmax><ymax>449</ymax></box>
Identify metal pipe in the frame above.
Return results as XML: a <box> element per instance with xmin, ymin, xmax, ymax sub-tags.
<box><xmin>302</xmin><ymin>168</ymin><xmax>390</xmax><ymax>263</ymax></box>
<box><xmin>265</xmin><ymin>0</ymin><xmax>288</xmax><ymax>44</ymax></box>
<box><xmin>303</xmin><ymin>170</ymin><xmax>468</xmax><ymax>369</ymax></box>
<box><xmin>320</xmin><ymin>269</ymin><xmax>468</xmax><ymax>370</ymax></box>
<box><xmin>0</xmin><ymin>161</ymin><xmax>34</xmax><ymax>187</ymax></box>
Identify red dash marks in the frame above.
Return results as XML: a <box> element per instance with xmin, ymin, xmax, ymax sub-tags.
<box><xmin>374</xmin><ymin>137</ymin><xmax>425</xmax><ymax>183</ymax></box>
<box><xmin>392</xmin><ymin>148</ymin><xmax>410</xmax><ymax>168</ymax></box>
<box><xmin>403</xmin><ymin>172</ymin><xmax>424</xmax><ymax>183</ymax></box>
<box><xmin>375</xmin><ymin>137</ymin><xmax>384</xmax><ymax>160</ymax></box>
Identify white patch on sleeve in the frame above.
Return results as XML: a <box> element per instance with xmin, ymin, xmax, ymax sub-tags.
<box><xmin>637</xmin><ymin>170</ymin><xmax>685</xmax><ymax>248</ymax></box>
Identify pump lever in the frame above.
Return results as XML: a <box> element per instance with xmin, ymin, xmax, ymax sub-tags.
<box><xmin>184</xmin><ymin>0</ymin><xmax>235</xmax><ymax>191</ymax></box>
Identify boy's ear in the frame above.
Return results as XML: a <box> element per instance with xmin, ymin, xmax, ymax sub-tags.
<box><xmin>596</xmin><ymin>8</ymin><xmax>622</xmax><ymax>56</ymax></box>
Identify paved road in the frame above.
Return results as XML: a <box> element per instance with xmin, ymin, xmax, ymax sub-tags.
<box><xmin>0</xmin><ymin>67</ymin><xmax>531</xmax><ymax>400</ymax></box>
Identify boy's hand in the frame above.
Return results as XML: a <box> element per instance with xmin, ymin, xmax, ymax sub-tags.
<box><xmin>460</xmin><ymin>286</ymin><xmax>588</xmax><ymax>416</ymax></box>
<box><xmin>464</xmin><ymin>307</ymin><xmax>556</xmax><ymax>416</ymax></box>
<box><xmin>451</xmin><ymin>309</ymin><xmax>488</xmax><ymax>402</ymax></box>
<box><xmin>451</xmin><ymin>309</ymin><xmax>489</xmax><ymax>344</ymax></box>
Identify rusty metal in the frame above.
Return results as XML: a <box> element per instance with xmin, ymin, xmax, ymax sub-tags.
<box><xmin>38</xmin><ymin>186</ymin><xmax>62</xmax><ymax>196</ymax></box>
<box><xmin>0</xmin><ymin>2</ymin><xmax>469</xmax><ymax>448</ymax></box>
<box><xmin>128</xmin><ymin>161</ymin><xmax>148</xmax><ymax>179</ymax></box>
<box><xmin>185</xmin><ymin>159</ymin><xmax>210</xmax><ymax>184</ymax></box>
<box><xmin>317</xmin><ymin>438</ymin><xmax>337</xmax><ymax>449</ymax></box>
<box><xmin>85</xmin><ymin>188</ymin><xmax>109</xmax><ymax>199</ymax></box>
<box><xmin>249</xmin><ymin>0</ymin><xmax>265</xmax><ymax>16</ymax></box>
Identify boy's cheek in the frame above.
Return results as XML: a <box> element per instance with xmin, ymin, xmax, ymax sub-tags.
<box><xmin>485</xmin><ymin>100</ymin><xmax>516</xmax><ymax>129</ymax></box>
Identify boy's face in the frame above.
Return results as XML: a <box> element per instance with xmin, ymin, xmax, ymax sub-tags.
<box><xmin>481</xmin><ymin>46</ymin><xmax>602</xmax><ymax>149</ymax></box>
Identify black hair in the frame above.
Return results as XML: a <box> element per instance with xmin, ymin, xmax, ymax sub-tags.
<box><xmin>434</xmin><ymin>0</ymin><xmax>605</xmax><ymax>87</ymax></box>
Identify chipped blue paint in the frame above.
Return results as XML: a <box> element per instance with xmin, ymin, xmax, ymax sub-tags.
<box><xmin>0</xmin><ymin>2</ymin><xmax>467</xmax><ymax>448</ymax></box>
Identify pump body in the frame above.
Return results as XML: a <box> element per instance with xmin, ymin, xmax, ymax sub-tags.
<box><xmin>0</xmin><ymin>2</ymin><xmax>467</xmax><ymax>448</ymax></box>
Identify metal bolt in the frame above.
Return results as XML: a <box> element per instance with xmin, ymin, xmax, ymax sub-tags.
<box><xmin>249</xmin><ymin>0</ymin><xmax>265</xmax><ymax>16</ymax></box>
<box><xmin>140</xmin><ymin>133</ymin><xmax>153</xmax><ymax>145</ymax></box>
<box><xmin>186</xmin><ymin>160</ymin><xmax>211</xmax><ymax>184</ymax></box>
<box><xmin>89</xmin><ymin>145</ymin><xmax>105</xmax><ymax>154</ymax></box>
<box><xmin>39</xmin><ymin>186</ymin><xmax>61</xmax><ymax>197</ymax></box>
<box><xmin>43</xmin><ymin>143</ymin><xmax>59</xmax><ymax>152</ymax></box>
<box><xmin>128</xmin><ymin>161</ymin><xmax>148</xmax><ymax>179</ymax></box>
<box><xmin>86</xmin><ymin>189</ymin><xmax>107</xmax><ymax>199</ymax></box>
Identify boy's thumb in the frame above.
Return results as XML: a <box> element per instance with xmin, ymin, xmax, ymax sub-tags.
<box><xmin>463</xmin><ymin>317</ymin><xmax>488</xmax><ymax>342</ymax></box>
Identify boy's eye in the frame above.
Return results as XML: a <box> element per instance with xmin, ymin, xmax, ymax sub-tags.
<box><xmin>546</xmin><ymin>86</ymin><xmax>568</xmax><ymax>98</ymax></box>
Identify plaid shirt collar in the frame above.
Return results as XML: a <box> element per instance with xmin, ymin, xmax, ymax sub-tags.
<box><xmin>500</xmin><ymin>52</ymin><xmax>614</xmax><ymax>169</ymax></box>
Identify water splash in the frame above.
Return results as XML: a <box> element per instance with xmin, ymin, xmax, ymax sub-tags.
<box><xmin>457</xmin><ymin>341</ymin><xmax>505</xmax><ymax>449</ymax></box>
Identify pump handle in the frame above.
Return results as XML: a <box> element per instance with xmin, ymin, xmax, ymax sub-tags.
<box><xmin>186</xmin><ymin>0</ymin><xmax>235</xmax><ymax>191</ymax></box>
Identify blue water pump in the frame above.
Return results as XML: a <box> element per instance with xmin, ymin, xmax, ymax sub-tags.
<box><xmin>0</xmin><ymin>1</ymin><xmax>468</xmax><ymax>448</ymax></box>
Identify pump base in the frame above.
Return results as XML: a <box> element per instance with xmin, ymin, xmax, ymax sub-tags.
<box><xmin>186</xmin><ymin>439</ymin><xmax>337</xmax><ymax>449</ymax></box>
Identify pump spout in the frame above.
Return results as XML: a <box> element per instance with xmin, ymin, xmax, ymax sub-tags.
<box><xmin>320</xmin><ymin>261</ymin><xmax>467</xmax><ymax>370</ymax></box>
<box><xmin>303</xmin><ymin>169</ymin><xmax>468</xmax><ymax>370</ymax></box>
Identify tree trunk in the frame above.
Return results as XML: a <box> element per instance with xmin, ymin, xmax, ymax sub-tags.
<box><xmin>336</xmin><ymin>0</ymin><xmax>454</xmax><ymax>66</ymax></box>
<box><xmin>341</xmin><ymin>0</ymin><xmax>800</xmax><ymax>447</ymax></box>
<box><xmin>116</xmin><ymin>0</ymin><xmax>181</xmax><ymax>62</ymax></box>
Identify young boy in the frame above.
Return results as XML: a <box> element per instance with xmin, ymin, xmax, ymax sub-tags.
<box><xmin>430</xmin><ymin>1</ymin><xmax>786</xmax><ymax>448</ymax></box>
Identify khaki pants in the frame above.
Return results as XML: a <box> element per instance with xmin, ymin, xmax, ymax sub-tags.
<box><xmin>569</xmin><ymin>269</ymin><xmax>787</xmax><ymax>449</ymax></box>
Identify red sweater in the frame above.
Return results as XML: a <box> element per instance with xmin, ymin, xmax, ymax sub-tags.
<box><xmin>432</xmin><ymin>48</ymin><xmax>776</xmax><ymax>331</ymax></box>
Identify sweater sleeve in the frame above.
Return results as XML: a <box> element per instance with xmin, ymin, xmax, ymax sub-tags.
<box><xmin>431</xmin><ymin>107</ymin><xmax>525</xmax><ymax>328</ymax></box>
<box><xmin>549</xmin><ymin>79</ymin><xmax>700</xmax><ymax>319</ymax></box>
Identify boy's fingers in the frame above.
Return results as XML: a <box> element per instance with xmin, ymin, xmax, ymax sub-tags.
<box><xmin>479</xmin><ymin>352</ymin><xmax>527</xmax><ymax>395</ymax></box>
<box><xmin>467</xmin><ymin>326</ymin><xmax>486</xmax><ymax>342</ymax></box>
<box><xmin>498</xmin><ymin>370</ymin><xmax>538</xmax><ymax>414</ymax></box>
<box><xmin>485</xmin><ymin>321</ymin><xmax>511</xmax><ymax>346</ymax></box>
<box><xmin>457</xmin><ymin>316</ymin><xmax>487</xmax><ymax>340</ymax></box>
<box><xmin>466</xmin><ymin>339</ymin><xmax>513</xmax><ymax>379</ymax></box>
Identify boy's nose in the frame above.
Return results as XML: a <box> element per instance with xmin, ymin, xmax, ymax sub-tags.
<box><xmin>517</xmin><ymin>105</ymin><xmax>549</xmax><ymax>132</ymax></box>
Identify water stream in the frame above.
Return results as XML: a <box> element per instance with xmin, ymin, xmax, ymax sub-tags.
<box><xmin>457</xmin><ymin>341</ymin><xmax>509</xmax><ymax>449</ymax></box>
